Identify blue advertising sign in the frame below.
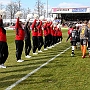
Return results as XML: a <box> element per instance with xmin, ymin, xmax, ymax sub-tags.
<box><xmin>72</xmin><ymin>8</ymin><xmax>87</xmax><ymax>12</ymax></box>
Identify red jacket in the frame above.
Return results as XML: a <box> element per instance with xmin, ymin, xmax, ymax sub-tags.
<box><xmin>0</xmin><ymin>27</ymin><xmax>7</xmax><ymax>42</ymax></box>
<box><xmin>31</xmin><ymin>19</ymin><xmax>38</xmax><ymax>36</ymax></box>
<box><xmin>47</xmin><ymin>22</ymin><xmax>52</xmax><ymax>35</ymax></box>
<box><xmin>68</xmin><ymin>28</ymin><xmax>73</xmax><ymax>35</ymax></box>
<box><xmin>53</xmin><ymin>27</ymin><xmax>58</xmax><ymax>36</ymax></box>
<box><xmin>37</xmin><ymin>20</ymin><xmax>43</xmax><ymax>36</ymax></box>
<box><xmin>57</xmin><ymin>28</ymin><xmax>62</xmax><ymax>36</ymax></box>
<box><xmin>43</xmin><ymin>22</ymin><xmax>48</xmax><ymax>36</ymax></box>
<box><xmin>15</xmin><ymin>18</ymin><xmax>25</xmax><ymax>40</ymax></box>
<box><xmin>68</xmin><ymin>28</ymin><xmax>73</xmax><ymax>40</ymax></box>
<box><xmin>51</xmin><ymin>25</ymin><xmax>54</xmax><ymax>36</ymax></box>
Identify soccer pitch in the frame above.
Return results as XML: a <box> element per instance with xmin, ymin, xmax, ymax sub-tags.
<box><xmin>0</xmin><ymin>29</ymin><xmax>90</xmax><ymax>90</ymax></box>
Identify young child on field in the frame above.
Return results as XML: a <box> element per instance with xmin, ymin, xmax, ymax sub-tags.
<box><xmin>66</xmin><ymin>26</ymin><xmax>78</xmax><ymax>56</ymax></box>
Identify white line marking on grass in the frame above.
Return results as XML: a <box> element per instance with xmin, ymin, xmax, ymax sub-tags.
<box><xmin>5</xmin><ymin>46</ymin><xmax>71</xmax><ymax>90</ymax></box>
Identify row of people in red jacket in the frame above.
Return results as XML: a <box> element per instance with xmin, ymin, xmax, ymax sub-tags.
<box><xmin>0</xmin><ymin>13</ymin><xmax>63</xmax><ymax>68</ymax></box>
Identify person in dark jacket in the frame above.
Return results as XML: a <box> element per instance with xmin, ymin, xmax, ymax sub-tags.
<box><xmin>66</xmin><ymin>26</ymin><xmax>78</xmax><ymax>56</ymax></box>
<box><xmin>86</xmin><ymin>20</ymin><xmax>90</xmax><ymax>57</ymax></box>
<box><xmin>15</xmin><ymin>11</ymin><xmax>25</xmax><ymax>62</ymax></box>
<box><xmin>0</xmin><ymin>13</ymin><xmax>8</xmax><ymax>68</ymax></box>
<box><xmin>24</xmin><ymin>19</ymin><xmax>32</xmax><ymax>58</ymax></box>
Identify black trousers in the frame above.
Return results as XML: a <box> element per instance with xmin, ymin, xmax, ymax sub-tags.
<box><xmin>47</xmin><ymin>34</ymin><xmax>52</xmax><ymax>47</ymax></box>
<box><xmin>53</xmin><ymin>36</ymin><xmax>57</xmax><ymax>44</ymax></box>
<box><xmin>25</xmin><ymin>39</ymin><xmax>31</xmax><ymax>56</ymax></box>
<box><xmin>15</xmin><ymin>40</ymin><xmax>24</xmax><ymax>60</ymax></box>
<box><xmin>51</xmin><ymin>36</ymin><xmax>54</xmax><ymax>46</ymax></box>
<box><xmin>0</xmin><ymin>42</ymin><xmax>8</xmax><ymax>64</ymax></box>
<box><xmin>88</xmin><ymin>41</ymin><xmax>90</xmax><ymax>47</ymax></box>
<box><xmin>44</xmin><ymin>36</ymin><xmax>48</xmax><ymax>48</ymax></box>
<box><xmin>32</xmin><ymin>36</ymin><xmax>38</xmax><ymax>53</ymax></box>
<box><xmin>38</xmin><ymin>36</ymin><xmax>43</xmax><ymax>51</ymax></box>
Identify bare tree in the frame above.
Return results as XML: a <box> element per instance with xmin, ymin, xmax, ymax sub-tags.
<box><xmin>6</xmin><ymin>1</ymin><xmax>19</xmax><ymax>19</ymax></box>
<box><xmin>34</xmin><ymin>0</ymin><xmax>45</xmax><ymax>17</ymax></box>
<box><xmin>21</xmin><ymin>7</ymin><xmax>31</xmax><ymax>19</ymax></box>
<box><xmin>27</xmin><ymin>7</ymin><xmax>31</xmax><ymax>14</ymax></box>
<box><xmin>0</xmin><ymin>3</ymin><xmax>4</xmax><ymax>10</ymax></box>
<box><xmin>17</xmin><ymin>0</ymin><xmax>21</xmax><ymax>11</ymax></box>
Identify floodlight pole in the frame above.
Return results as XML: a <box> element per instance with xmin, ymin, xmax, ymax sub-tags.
<box><xmin>47</xmin><ymin>0</ymin><xmax>48</xmax><ymax>18</ymax></box>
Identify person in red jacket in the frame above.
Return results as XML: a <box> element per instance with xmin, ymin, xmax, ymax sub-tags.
<box><xmin>31</xmin><ymin>14</ymin><xmax>38</xmax><ymax>55</ymax></box>
<box><xmin>53</xmin><ymin>23</ymin><xmax>58</xmax><ymax>45</ymax></box>
<box><xmin>68</xmin><ymin>25</ymin><xmax>73</xmax><ymax>41</ymax></box>
<box><xmin>0</xmin><ymin>14</ymin><xmax>8</xmax><ymax>68</ymax></box>
<box><xmin>50</xmin><ymin>22</ymin><xmax>54</xmax><ymax>46</ymax></box>
<box><xmin>57</xmin><ymin>24</ymin><xmax>63</xmax><ymax>43</ymax></box>
<box><xmin>43</xmin><ymin>20</ymin><xmax>48</xmax><ymax>50</ymax></box>
<box><xmin>37</xmin><ymin>16</ymin><xmax>44</xmax><ymax>52</ymax></box>
<box><xmin>46</xmin><ymin>18</ymin><xmax>52</xmax><ymax>48</ymax></box>
<box><xmin>15</xmin><ymin>11</ymin><xmax>25</xmax><ymax>62</ymax></box>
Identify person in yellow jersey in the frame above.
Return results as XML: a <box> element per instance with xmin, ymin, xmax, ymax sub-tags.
<box><xmin>79</xmin><ymin>21</ymin><xmax>88</xmax><ymax>58</ymax></box>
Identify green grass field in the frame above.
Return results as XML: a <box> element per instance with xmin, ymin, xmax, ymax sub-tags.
<box><xmin>0</xmin><ymin>29</ymin><xmax>90</xmax><ymax>90</ymax></box>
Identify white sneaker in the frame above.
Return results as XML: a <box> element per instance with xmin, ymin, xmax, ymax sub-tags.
<box><xmin>33</xmin><ymin>53</ymin><xmax>38</xmax><ymax>55</ymax></box>
<box><xmin>0</xmin><ymin>64</ymin><xmax>6</xmax><ymax>68</ymax></box>
<box><xmin>56</xmin><ymin>43</ymin><xmax>59</xmax><ymax>45</ymax></box>
<box><xmin>44</xmin><ymin>48</ymin><xmax>48</xmax><ymax>50</ymax></box>
<box><xmin>38</xmin><ymin>50</ymin><xmax>42</xmax><ymax>53</ymax></box>
<box><xmin>47</xmin><ymin>46</ymin><xmax>52</xmax><ymax>49</ymax></box>
<box><xmin>25</xmin><ymin>55</ymin><xmax>31</xmax><ymax>58</ymax></box>
<box><xmin>51</xmin><ymin>45</ymin><xmax>54</xmax><ymax>47</ymax></box>
<box><xmin>17</xmin><ymin>59</ymin><xmax>24</xmax><ymax>62</ymax></box>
